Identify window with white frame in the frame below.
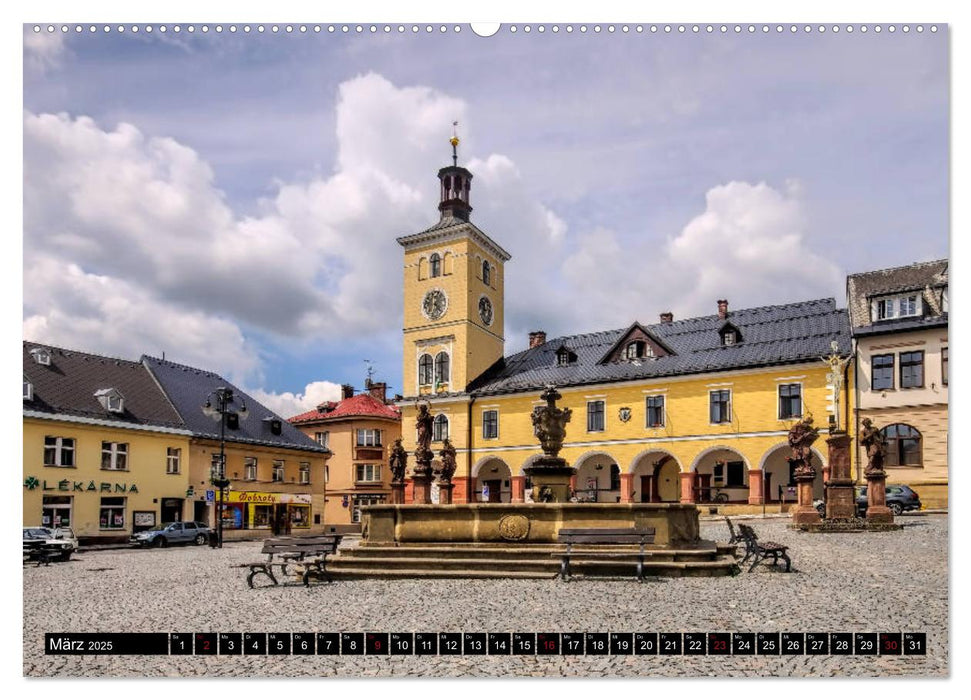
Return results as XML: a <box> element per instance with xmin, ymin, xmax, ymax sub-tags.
<box><xmin>482</xmin><ymin>410</ymin><xmax>498</xmax><ymax>439</ymax></box>
<box><xmin>418</xmin><ymin>353</ymin><xmax>433</xmax><ymax>385</ymax></box>
<box><xmin>355</xmin><ymin>464</ymin><xmax>381</xmax><ymax>483</ymax></box>
<box><xmin>434</xmin><ymin>351</ymin><xmax>450</xmax><ymax>385</ymax></box>
<box><xmin>101</xmin><ymin>442</ymin><xmax>128</xmax><ymax>470</ymax></box>
<box><xmin>44</xmin><ymin>436</ymin><xmax>75</xmax><ymax>467</ymax></box>
<box><xmin>244</xmin><ymin>456</ymin><xmax>258</xmax><ymax>481</ymax></box>
<box><xmin>272</xmin><ymin>460</ymin><xmax>285</xmax><ymax>482</ymax></box>
<box><xmin>166</xmin><ymin>447</ymin><xmax>181</xmax><ymax>474</ymax></box>
<box><xmin>872</xmin><ymin>354</ymin><xmax>895</xmax><ymax>391</ymax></box>
<box><xmin>299</xmin><ymin>462</ymin><xmax>311</xmax><ymax>484</ymax></box>
<box><xmin>709</xmin><ymin>390</ymin><xmax>731</xmax><ymax>424</ymax></box>
<box><xmin>352</xmin><ymin>495</ymin><xmax>386</xmax><ymax>523</ymax></box>
<box><xmin>324</xmin><ymin>465</ymin><xmax>330</xmax><ymax>483</ymax></box>
<box><xmin>30</xmin><ymin>347</ymin><xmax>51</xmax><ymax>365</ymax></box>
<box><xmin>314</xmin><ymin>431</ymin><xmax>329</xmax><ymax>448</ymax></box>
<box><xmin>356</xmin><ymin>428</ymin><xmax>382</xmax><ymax>447</ymax></box>
<box><xmin>873</xmin><ymin>294</ymin><xmax>922</xmax><ymax>321</ymax></box>
<box><xmin>778</xmin><ymin>384</ymin><xmax>802</xmax><ymax>420</ymax></box>
<box><xmin>429</xmin><ymin>253</ymin><xmax>442</xmax><ymax>278</ymax></box>
<box><xmin>587</xmin><ymin>400</ymin><xmax>605</xmax><ymax>432</ymax></box>
<box><xmin>433</xmin><ymin>414</ymin><xmax>449</xmax><ymax>441</ymax></box>
<box><xmin>23</xmin><ymin>376</ymin><xmax>32</xmax><ymax>401</ymax></box>
<box><xmin>646</xmin><ymin>396</ymin><xmax>665</xmax><ymax>428</ymax></box>
<box><xmin>99</xmin><ymin>497</ymin><xmax>126</xmax><ymax>530</ymax></box>
<box><xmin>900</xmin><ymin>351</ymin><xmax>924</xmax><ymax>389</ymax></box>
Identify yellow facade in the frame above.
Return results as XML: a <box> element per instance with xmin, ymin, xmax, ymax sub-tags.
<box><xmin>401</xmin><ymin>234</ymin><xmax>507</xmax><ymax>397</ymax></box>
<box><xmin>23</xmin><ymin>417</ymin><xmax>192</xmax><ymax>540</ymax></box>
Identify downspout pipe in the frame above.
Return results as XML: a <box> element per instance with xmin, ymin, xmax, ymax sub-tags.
<box><xmin>467</xmin><ymin>394</ymin><xmax>476</xmax><ymax>503</ymax></box>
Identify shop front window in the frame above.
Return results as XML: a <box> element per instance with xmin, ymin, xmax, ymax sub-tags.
<box><xmin>289</xmin><ymin>505</ymin><xmax>310</xmax><ymax>529</ymax></box>
<box><xmin>99</xmin><ymin>497</ymin><xmax>126</xmax><ymax>530</ymax></box>
<box><xmin>42</xmin><ymin>495</ymin><xmax>72</xmax><ymax>528</ymax></box>
<box><xmin>251</xmin><ymin>505</ymin><xmax>273</xmax><ymax>528</ymax></box>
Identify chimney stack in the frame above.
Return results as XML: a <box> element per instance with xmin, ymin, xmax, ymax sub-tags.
<box><xmin>660</xmin><ymin>312</ymin><xmax>674</xmax><ymax>324</ymax></box>
<box><xmin>529</xmin><ymin>331</ymin><xmax>547</xmax><ymax>348</ymax></box>
<box><xmin>341</xmin><ymin>383</ymin><xmax>355</xmax><ymax>400</ymax></box>
<box><xmin>368</xmin><ymin>381</ymin><xmax>387</xmax><ymax>403</ymax></box>
<box><xmin>717</xmin><ymin>299</ymin><xmax>729</xmax><ymax>320</ymax></box>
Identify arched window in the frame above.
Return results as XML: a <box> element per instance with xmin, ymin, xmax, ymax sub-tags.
<box><xmin>482</xmin><ymin>260</ymin><xmax>491</xmax><ymax>286</ymax></box>
<box><xmin>429</xmin><ymin>253</ymin><xmax>441</xmax><ymax>278</ymax></box>
<box><xmin>881</xmin><ymin>424</ymin><xmax>923</xmax><ymax>467</ymax></box>
<box><xmin>433</xmin><ymin>414</ymin><xmax>449</xmax><ymax>442</ymax></box>
<box><xmin>418</xmin><ymin>354</ymin><xmax>433</xmax><ymax>385</ymax></box>
<box><xmin>434</xmin><ymin>351</ymin><xmax>450</xmax><ymax>384</ymax></box>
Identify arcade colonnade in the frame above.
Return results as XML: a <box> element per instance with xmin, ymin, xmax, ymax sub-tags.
<box><xmin>465</xmin><ymin>439</ymin><xmax>828</xmax><ymax>505</ymax></box>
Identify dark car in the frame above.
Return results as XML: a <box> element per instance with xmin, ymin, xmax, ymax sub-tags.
<box><xmin>130</xmin><ymin>521</ymin><xmax>211</xmax><ymax>547</ymax></box>
<box><xmin>856</xmin><ymin>485</ymin><xmax>922</xmax><ymax>516</ymax></box>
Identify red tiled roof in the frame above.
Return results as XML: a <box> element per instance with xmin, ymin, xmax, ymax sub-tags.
<box><xmin>288</xmin><ymin>393</ymin><xmax>400</xmax><ymax>424</ymax></box>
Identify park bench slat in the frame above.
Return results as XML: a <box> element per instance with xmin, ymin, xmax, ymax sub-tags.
<box><xmin>737</xmin><ymin>524</ymin><xmax>791</xmax><ymax>573</ymax></box>
<box><xmin>243</xmin><ymin>535</ymin><xmax>343</xmax><ymax>588</ymax></box>
<box><xmin>556</xmin><ymin>527</ymin><xmax>656</xmax><ymax>582</ymax></box>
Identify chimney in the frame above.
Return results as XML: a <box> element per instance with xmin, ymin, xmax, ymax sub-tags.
<box><xmin>660</xmin><ymin>312</ymin><xmax>674</xmax><ymax>324</ymax></box>
<box><xmin>529</xmin><ymin>331</ymin><xmax>547</xmax><ymax>348</ymax></box>
<box><xmin>717</xmin><ymin>299</ymin><xmax>729</xmax><ymax>320</ymax></box>
<box><xmin>341</xmin><ymin>383</ymin><xmax>355</xmax><ymax>400</ymax></box>
<box><xmin>368</xmin><ymin>382</ymin><xmax>387</xmax><ymax>403</ymax></box>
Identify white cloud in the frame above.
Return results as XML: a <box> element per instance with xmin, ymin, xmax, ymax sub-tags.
<box><xmin>247</xmin><ymin>381</ymin><xmax>343</xmax><ymax>421</ymax></box>
<box><xmin>24</xmin><ymin>29</ymin><xmax>66</xmax><ymax>74</ymax></box>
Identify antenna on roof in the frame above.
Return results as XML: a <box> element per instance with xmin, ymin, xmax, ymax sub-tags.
<box><xmin>364</xmin><ymin>359</ymin><xmax>375</xmax><ymax>388</ymax></box>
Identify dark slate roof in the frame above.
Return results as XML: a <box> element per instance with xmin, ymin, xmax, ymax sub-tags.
<box><xmin>846</xmin><ymin>259</ymin><xmax>948</xmax><ymax>331</ymax></box>
<box><xmin>852</xmin><ymin>313</ymin><xmax>949</xmax><ymax>338</ymax></box>
<box><xmin>142</xmin><ymin>356</ymin><xmax>328</xmax><ymax>453</ymax></box>
<box><xmin>467</xmin><ymin>299</ymin><xmax>851</xmax><ymax>396</ymax></box>
<box><xmin>23</xmin><ymin>342</ymin><xmax>185</xmax><ymax>430</ymax></box>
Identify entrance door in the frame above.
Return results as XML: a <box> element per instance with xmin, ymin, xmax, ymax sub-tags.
<box><xmin>640</xmin><ymin>475</ymin><xmax>653</xmax><ymax>503</ymax></box>
<box><xmin>764</xmin><ymin>473</ymin><xmax>773</xmax><ymax>503</ymax></box>
<box><xmin>161</xmin><ymin>498</ymin><xmax>183</xmax><ymax>523</ymax></box>
<box><xmin>696</xmin><ymin>473</ymin><xmax>712</xmax><ymax>502</ymax></box>
<box><xmin>484</xmin><ymin>479</ymin><xmax>502</xmax><ymax>503</ymax></box>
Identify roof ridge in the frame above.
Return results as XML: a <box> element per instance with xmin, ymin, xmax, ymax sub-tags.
<box><xmin>24</xmin><ymin>339</ymin><xmax>142</xmax><ymax>367</ymax></box>
<box><xmin>142</xmin><ymin>354</ymin><xmax>223</xmax><ymax>378</ymax></box>
<box><xmin>847</xmin><ymin>258</ymin><xmax>948</xmax><ymax>279</ymax></box>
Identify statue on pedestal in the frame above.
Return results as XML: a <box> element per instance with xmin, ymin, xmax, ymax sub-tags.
<box><xmin>860</xmin><ymin>417</ymin><xmax>887</xmax><ymax>477</ymax></box>
<box><xmin>414</xmin><ymin>401</ymin><xmax>434</xmax><ymax>469</ymax></box>
<box><xmin>531</xmin><ymin>385</ymin><xmax>573</xmax><ymax>458</ymax></box>
<box><xmin>438</xmin><ymin>439</ymin><xmax>457</xmax><ymax>484</ymax></box>
<box><xmin>820</xmin><ymin>341</ymin><xmax>851</xmax><ymax>431</ymax></box>
<box><xmin>788</xmin><ymin>413</ymin><xmax>820</xmax><ymax>478</ymax></box>
<box><xmin>389</xmin><ymin>438</ymin><xmax>408</xmax><ymax>483</ymax></box>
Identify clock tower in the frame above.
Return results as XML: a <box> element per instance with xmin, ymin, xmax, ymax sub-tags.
<box><xmin>397</xmin><ymin>135</ymin><xmax>510</xmax><ymax>399</ymax></box>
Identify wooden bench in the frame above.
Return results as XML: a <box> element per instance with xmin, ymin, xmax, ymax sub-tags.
<box><xmin>556</xmin><ymin>527</ymin><xmax>656</xmax><ymax>582</ymax></box>
<box><xmin>737</xmin><ymin>523</ymin><xmax>791</xmax><ymax>573</ymax></box>
<box><xmin>240</xmin><ymin>535</ymin><xmax>342</xmax><ymax>588</ymax></box>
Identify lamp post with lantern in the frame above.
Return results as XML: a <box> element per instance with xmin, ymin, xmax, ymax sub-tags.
<box><xmin>202</xmin><ymin>387</ymin><xmax>248</xmax><ymax>548</ymax></box>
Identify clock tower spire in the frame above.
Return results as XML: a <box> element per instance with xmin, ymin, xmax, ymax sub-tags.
<box><xmin>396</xmin><ymin>132</ymin><xmax>511</xmax><ymax>399</ymax></box>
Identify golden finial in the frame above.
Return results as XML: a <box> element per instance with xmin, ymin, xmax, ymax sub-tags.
<box><xmin>450</xmin><ymin>121</ymin><xmax>459</xmax><ymax>165</ymax></box>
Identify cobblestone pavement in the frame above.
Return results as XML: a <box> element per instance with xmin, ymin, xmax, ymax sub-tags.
<box><xmin>23</xmin><ymin>515</ymin><xmax>948</xmax><ymax>678</ymax></box>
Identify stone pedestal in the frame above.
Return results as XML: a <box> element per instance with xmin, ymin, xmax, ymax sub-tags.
<box><xmin>523</xmin><ymin>456</ymin><xmax>576</xmax><ymax>503</ymax></box>
<box><xmin>865</xmin><ymin>472</ymin><xmax>894</xmax><ymax>523</ymax></box>
<box><xmin>438</xmin><ymin>482</ymin><xmax>455</xmax><ymax>505</ymax></box>
<box><xmin>412</xmin><ymin>469</ymin><xmax>433</xmax><ymax>505</ymax></box>
<box><xmin>679</xmin><ymin>472</ymin><xmax>696</xmax><ymax>504</ymax></box>
<box><xmin>747</xmin><ymin>469</ymin><xmax>764</xmax><ymax>505</ymax></box>
<box><xmin>789</xmin><ymin>456</ymin><xmax>821</xmax><ymax>524</ymax></box>
<box><xmin>824</xmin><ymin>432</ymin><xmax>855</xmax><ymax>520</ymax></box>
<box><xmin>389</xmin><ymin>482</ymin><xmax>406</xmax><ymax>505</ymax></box>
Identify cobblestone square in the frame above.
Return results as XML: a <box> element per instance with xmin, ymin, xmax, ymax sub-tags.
<box><xmin>23</xmin><ymin>515</ymin><xmax>948</xmax><ymax>678</ymax></box>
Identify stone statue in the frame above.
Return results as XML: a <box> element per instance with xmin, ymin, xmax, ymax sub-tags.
<box><xmin>414</xmin><ymin>401</ymin><xmax>433</xmax><ymax>467</ymax></box>
<box><xmin>788</xmin><ymin>413</ymin><xmax>820</xmax><ymax>477</ymax></box>
<box><xmin>438</xmin><ymin>438</ymin><xmax>457</xmax><ymax>483</ymax></box>
<box><xmin>389</xmin><ymin>438</ymin><xmax>408</xmax><ymax>483</ymax></box>
<box><xmin>820</xmin><ymin>340</ymin><xmax>851</xmax><ymax>430</ymax></box>
<box><xmin>538</xmin><ymin>485</ymin><xmax>554</xmax><ymax>503</ymax></box>
<box><xmin>860</xmin><ymin>417</ymin><xmax>887</xmax><ymax>476</ymax></box>
<box><xmin>531</xmin><ymin>385</ymin><xmax>573</xmax><ymax>458</ymax></box>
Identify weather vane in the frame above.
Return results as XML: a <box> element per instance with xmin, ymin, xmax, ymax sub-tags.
<box><xmin>450</xmin><ymin>121</ymin><xmax>460</xmax><ymax>166</ymax></box>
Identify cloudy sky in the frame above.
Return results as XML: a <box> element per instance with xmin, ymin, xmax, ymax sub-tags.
<box><xmin>22</xmin><ymin>23</ymin><xmax>948</xmax><ymax>417</ymax></box>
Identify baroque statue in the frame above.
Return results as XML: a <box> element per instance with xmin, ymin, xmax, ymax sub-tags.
<box><xmin>438</xmin><ymin>438</ymin><xmax>457</xmax><ymax>483</ymax></box>
<box><xmin>860</xmin><ymin>417</ymin><xmax>887</xmax><ymax>476</ymax></box>
<box><xmin>414</xmin><ymin>401</ymin><xmax>434</xmax><ymax>468</ymax></box>
<box><xmin>531</xmin><ymin>385</ymin><xmax>572</xmax><ymax>458</ymax></box>
<box><xmin>389</xmin><ymin>438</ymin><xmax>408</xmax><ymax>483</ymax></box>
<box><xmin>787</xmin><ymin>413</ymin><xmax>820</xmax><ymax>477</ymax></box>
<box><xmin>820</xmin><ymin>340</ymin><xmax>851</xmax><ymax>431</ymax></box>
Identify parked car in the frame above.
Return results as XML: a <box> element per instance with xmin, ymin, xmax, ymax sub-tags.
<box><xmin>130</xmin><ymin>521</ymin><xmax>211</xmax><ymax>548</ymax></box>
<box><xmin>812</xmin><ymin>499</ymin><xmax>826</xmax><ymax>517</ymax></box>
<box><xmin>856</xmin><ymin>485</ymin><xmax>922</xmax><ymax>516</ymax></box>
<box><xmin>23</xmin><ymin>527</ymin><xmax>75</xmax><ymax>562</ymax></box>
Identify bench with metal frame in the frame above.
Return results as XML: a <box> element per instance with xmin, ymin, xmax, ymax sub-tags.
<box><xmin>736</xmin><ymin>523</ymin><xmax>792</xmax><ymax>573</ymax></box>
<box><xmin>556</xmin><ymin>527</ymin><xmax>657</xmax><ymax>582</ymax></box>
<box><xmin>240</xmin><ymin>535</ymin><xmax>342</xmax><ymax>587</ymax></box>
<box><xmin>724</xmin><ymin>516</ymin><xmax>743</xmax><ymax>545</ymax></box>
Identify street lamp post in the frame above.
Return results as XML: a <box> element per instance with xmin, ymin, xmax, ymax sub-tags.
<box><xmin>202</xmin><ymin>387</ymin><xmax>248</xmax><ymax>548</ymax></box>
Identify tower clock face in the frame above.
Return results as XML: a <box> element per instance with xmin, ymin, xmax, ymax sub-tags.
<box><xmin>422</xmin><ymin>289</ymin><xmax>448</xmax><ymax>320</ymax></box>
<box><xmin>478</xmin><ymin>295</ymin><xmax>494</xmax><ymax>326</ymax></box>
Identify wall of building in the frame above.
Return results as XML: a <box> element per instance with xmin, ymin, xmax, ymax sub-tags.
<box><xmin>856</xmin><ymin>330</ymin><xmax>948</xmax><ymax>409</ymax></box>
<box><xmin>23</xmin><ymin>418</ymin><xmax>191</xmax><ymax>543</ymax></box>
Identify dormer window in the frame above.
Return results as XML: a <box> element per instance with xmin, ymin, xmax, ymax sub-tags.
<box><xmin>723</xmin><ymin>331</ymin><xmax>736</xmax><ymax>346</ymax></box>
<box><xmin>94</xmin><ymin>388</ymin><xmax>124</xmax><ymax>414</ymax></box>
<box><xmin>719</xmin><ymin>322</ymin><xmax>742</xmax><ymax>347</ymax></box>
<box><xmin>624</xmin><ymin>341</ymin><xmax>654</xmax><ymax>360</ymax></box>
<box><xmin>872</xmin><ymin>294</ymin><xmax>922</xmax><ymax>321</ymax></box>
<box><xmin>29</xmin><ymin>347</ymin><xmax>51</xmax><ymax>366</ymax></box>
<box><xmin>263</xmin><ymin>417</ymin><xmax>283</xmax><ymax>435</ymax></box>
<box><xmin>556</xmin><ymin>347</ymin><xmax>577</xmax><ymax>366</ymax></box>
<box><xmin>23</xmin><ymin>375</ymin><xmax>33</xmax><ymax>401</ymax></box>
